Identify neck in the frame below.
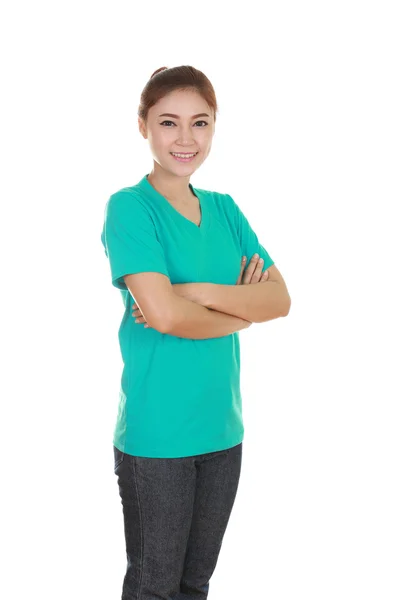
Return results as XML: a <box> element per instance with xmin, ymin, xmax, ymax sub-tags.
<box><xmin>147</xmin><ymin>170</ymin><xmax>194</xmax><ymax>204</ymax></box>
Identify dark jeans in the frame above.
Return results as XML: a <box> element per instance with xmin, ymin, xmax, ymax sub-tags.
<box><xmin>113</xmin><ymin>442</ymin><xmax>243</xmax><ymax>599</ymax></box>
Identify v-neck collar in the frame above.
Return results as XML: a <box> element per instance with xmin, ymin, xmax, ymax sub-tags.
<box><xmin>138</xmin><ymin>174</ymin><xmax>209</xmax><ymax>233</ymax></box>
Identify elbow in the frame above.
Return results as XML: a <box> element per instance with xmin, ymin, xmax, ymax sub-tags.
<box><xmin>150</xmin><ymin>314</ymin><xmax>173</xmax><ymax>334</ymax></box>
<box><xmin>150</xmin><ymin>301</ymin><xmax>177</xmax><ymax>334</ymax></box>
<box><xmin>259</xmin><ymin>295</ymin><xmax>291</xmax><ymax>323</ymax></box>
<box><xmin>160</xmin><ymin>319</ymin><xmax>174</xmax><ymax>334</ymax></box>
<box><xmin>160</xmin><ymin>292</ymin><xmax>186</xmax><ymax>334</ymax></box>
<box><xmin>143</xmin><ymin>304</ymin><xmax>173</xmax><ymax>334</ymax></box>
<box><xmin>276</xmin><ymin>287</ymin><xmax>291</xmax><ymax>317</ymax></box>
<box><xmin>281</xmin><ymin>295</ymin><xmax>291</xmax><ymax>316</ymax></box>
<box><xmin>162</xmin><ymin>308</ymin><xmax>180</xmax><ymax>335</ymax></box>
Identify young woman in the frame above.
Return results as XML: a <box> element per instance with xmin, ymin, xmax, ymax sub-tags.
<box><xmin>101</xmin><ymin>65</ymin><xmax>290</xmax><ymax>599</ymax></box>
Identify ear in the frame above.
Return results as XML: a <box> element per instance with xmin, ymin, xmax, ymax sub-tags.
<box><xmin>138</xmin><ymin>118</ymin><xmax>147</xmax><ymax>139</ymax></box>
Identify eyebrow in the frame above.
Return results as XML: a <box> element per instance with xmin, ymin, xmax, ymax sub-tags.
<box><xmin>158</xmin><ymin>113</ymin><xmax>210</xmax><ymax>119</ymax></box>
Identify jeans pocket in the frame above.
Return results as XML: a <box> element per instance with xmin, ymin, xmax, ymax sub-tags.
<box><xmin>113</xmin><ymin>445</ymin><xmax>125</xmax><ymax>472</ymax></box>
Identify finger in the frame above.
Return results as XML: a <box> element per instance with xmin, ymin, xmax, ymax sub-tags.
<box><xmin>236</xmin><ymin>257</ymin><xmax>246</xmax><ymax>285</ymax></box>
<box><xmin>261</xmin><ymin>269</ymin><xmax>269</xmax><ymax>280</ymax></box>
<box><xmin>134</xmin><ymin>316</ymin><xmax>146</xmax><ymax>324</ymax></box>
<box><xmin>251</xmin><ymin>257</ymin><xmax>264</xmax><ymax>283</ymax></box>
<box><xmin>242</xmin><ymin>254</ymin><xmax>257</xmax><ymax>284</ymax></box>
<box><xmin>132</xmin><ymin>311</ymin><xmax>145</xmax><ymax>323</ymax></box>
<box><xmin>242</xmin><ymin>254</ymin><xmax>259</xmax><ymax>284</ymax></box>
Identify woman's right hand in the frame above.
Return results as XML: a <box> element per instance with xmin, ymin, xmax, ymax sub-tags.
<box><xmin>236</xmin><ymin>254</ymin><xmax>269</xmax><ymax>285</ymax></box>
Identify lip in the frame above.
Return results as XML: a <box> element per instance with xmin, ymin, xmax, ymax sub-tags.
<box><xmin>170</xmin><ymin>151</ymin><xmax>199</xmax><ymax>163</ymax></box>
<box><xmin>170</xmin><ymin>152</ymin><xmax>199</xmax><ymax>155</ymax></box>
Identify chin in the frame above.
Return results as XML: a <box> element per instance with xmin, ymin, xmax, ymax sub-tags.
<box><xmin>169</xmin><ymin>162</ymin><xmax>199</xmax><ymax>173</ymax></box>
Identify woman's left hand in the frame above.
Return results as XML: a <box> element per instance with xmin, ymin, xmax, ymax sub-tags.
<box><xmin>132</xmin><ymin>303</ymin><xmax>150</xmax><ymax>328</ymax></box>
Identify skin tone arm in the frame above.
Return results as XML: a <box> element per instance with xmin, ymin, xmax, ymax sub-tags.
<box><xmin>132</xmin><ymin>285</ymin><xmax>253</xmax><ymax>339</ymax></box>
<box><xmin>171</xmin><ymin>264</ymin><xmax>290</xmax><ymax>323</ymax></box>
<box><xmin>163</xmin><ymin>295</ymin><xmax>252</xmax><ymax>339</ymax></box>
<box><xmin>160</xmin><ymin>284</ymin><xmax>277</xmax><ymax>339</ymax></box>
<box><xmin>131</xmin><ymin>256</ymin><xmax>287</xmax><ymax>338</ymax></box>
<box><xmin>173</xmin><ymin>281</ymin><xmax>288</xmax><ymax>323</ymax></box>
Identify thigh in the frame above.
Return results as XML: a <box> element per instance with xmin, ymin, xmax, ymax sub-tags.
<box><xmin>113</xmin><ymin>446</ymin><xmax>198</xmax><ymax>596</ymax></box>
<box><xmin>180</xmin><ymin>442</ymin><xmax>243</xmax><ymax>592</ymax></box>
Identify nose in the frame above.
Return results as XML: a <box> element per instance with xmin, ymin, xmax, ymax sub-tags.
<box><xmin>176</xmin><ymin>126</ymin><xmax>196</xmax><ymax>145</ymax></box>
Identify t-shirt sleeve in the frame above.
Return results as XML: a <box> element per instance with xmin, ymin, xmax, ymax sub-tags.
<box><xmin>101</xmin><ymin>190</ymin><xmax>170</xmax><ymax>290</ymax></box>
<box><xmin>226</xmin><ymin>193</ymin><xmax>274</xmax><ymax>270</ymax></box>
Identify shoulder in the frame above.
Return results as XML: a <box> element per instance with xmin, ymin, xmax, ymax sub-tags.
<box><xmin>105</xmin><ymin>185</ymin><xmax>149</xmax><ymax>216</ymax></box>
<box><xmin>210</xmin><ymin>189</ymin><xmax>237</xmax><ymax>214</ymax></box>
<box><xmin>194</xmin><ymin>185</ymin><xmax>232</xmax><ymax>207</ymax></box>
<box><xmin>108</xmin><ymin>184</ymin><xmax>141</xmax><ymax>204</ymax></box>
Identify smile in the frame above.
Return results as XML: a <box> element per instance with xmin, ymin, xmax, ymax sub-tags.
<box><xmin>170</xmin><ymin>152</ymin><xmax>199</xmax><ymax>162</ymax></box>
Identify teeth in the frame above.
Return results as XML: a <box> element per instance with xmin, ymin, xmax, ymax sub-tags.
<box><xmin>171</xmin><ymin>152</ymin><xmax>197</xmax><ymax>158</ymax></box>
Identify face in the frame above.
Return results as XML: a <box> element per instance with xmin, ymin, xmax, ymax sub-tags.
<box><xmin>138</xmin><ymin>89</ymin><xmax>215</xmax><ymax>176</ymax></box>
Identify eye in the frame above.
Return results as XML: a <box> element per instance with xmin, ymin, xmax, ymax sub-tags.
<box><xmin>160</xmin><ymin>120</ymin><xmax>209</xmax><ymax>127</ymax></box>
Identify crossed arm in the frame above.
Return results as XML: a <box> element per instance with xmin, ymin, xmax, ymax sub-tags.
<box><xmin>173</xmin><ymin>264</ymin><xmax>290</xmax><ymax>324</ymax></box>
<box><xmin>164</xmin><ymin>264</ymin><xmax>291</xmax><ymax>338</ymax></box>
<box><xmin>130</xmin><ymin>265</ymin><xmax>290</xmax><ymax>339</ymax></box>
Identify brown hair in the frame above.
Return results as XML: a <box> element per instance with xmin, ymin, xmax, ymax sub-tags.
<box><xmin>138</xmin><ymin>65</ymin><xmax>218</xmax><ymax>124</ymax></box>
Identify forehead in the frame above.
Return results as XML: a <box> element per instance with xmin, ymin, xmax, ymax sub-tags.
<box><xmin>150</xmin><ymin>89</ymin><xmax>211</xmax><ymax>117</ymax></box>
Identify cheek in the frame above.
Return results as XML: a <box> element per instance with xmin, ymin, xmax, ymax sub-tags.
<box><xmin>202</xmin><ymin>139</ymin><xmax>213</xmax><ymax>155</ymax></box>
<box><xmin>149</xmin><ymin>127</ymin><xmax>171</xmax><ymax>142</ymax></box>
<box><xmin>160</xmin><ymin>132</ymin><xmax>178</xmax><ymax>149</ymax></box>
<box><xmin>149</xmin><ymin>135</ymin><xmax>171</xmax><ymax>157</ymax></box>
<box><xmin>203</xmin><ymin>130</ymin><xmax>214</xmax><ymax>144</ymax></box>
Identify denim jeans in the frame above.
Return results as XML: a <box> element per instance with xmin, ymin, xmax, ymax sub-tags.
<box><xmin>113</xmin><ymin>441</ymin><xmax>243</xmax><ymax>599</ymax></box>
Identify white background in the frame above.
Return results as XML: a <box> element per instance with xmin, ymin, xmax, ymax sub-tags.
<box><xmin>1</xmin><ymin>1</ymin><xmax>399</xmax><ymax>599</ymax></box>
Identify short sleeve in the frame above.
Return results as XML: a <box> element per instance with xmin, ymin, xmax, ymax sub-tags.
<box><xmin>101</xmin><ymin>190</ymin><xmax>170</xmax><ymax>290</ymax></box>
<box><xmin>226</xmin><ymin>193</ymin><xmax>274</xmax><ymax>270</ymax></box>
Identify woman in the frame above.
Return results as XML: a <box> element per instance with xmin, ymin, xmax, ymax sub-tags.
<box><xmin>101</xmin><ymin>65</ymin><xmax>290</xmax><ymax>599</ymax></box>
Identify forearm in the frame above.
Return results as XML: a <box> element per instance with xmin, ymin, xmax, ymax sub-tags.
<box><xmin>174</xmin><ymin>281</ymin><xmax>289</xmax><ymax>323</ymax></box>
<box><xmin>165</xmin><ymin>294</ymin><xmax>251</xmax><ymax>339</ymax></box>
<box><xmin>205</xmin><ymin>281</ymin><xmax>285</xmax><ymax>322</ymax></box>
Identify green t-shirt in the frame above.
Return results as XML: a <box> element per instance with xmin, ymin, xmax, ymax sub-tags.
<box><xmin>101</xmin><ymin>174</ymin><xmax>274</xmax><ymax>458</ymax></box>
